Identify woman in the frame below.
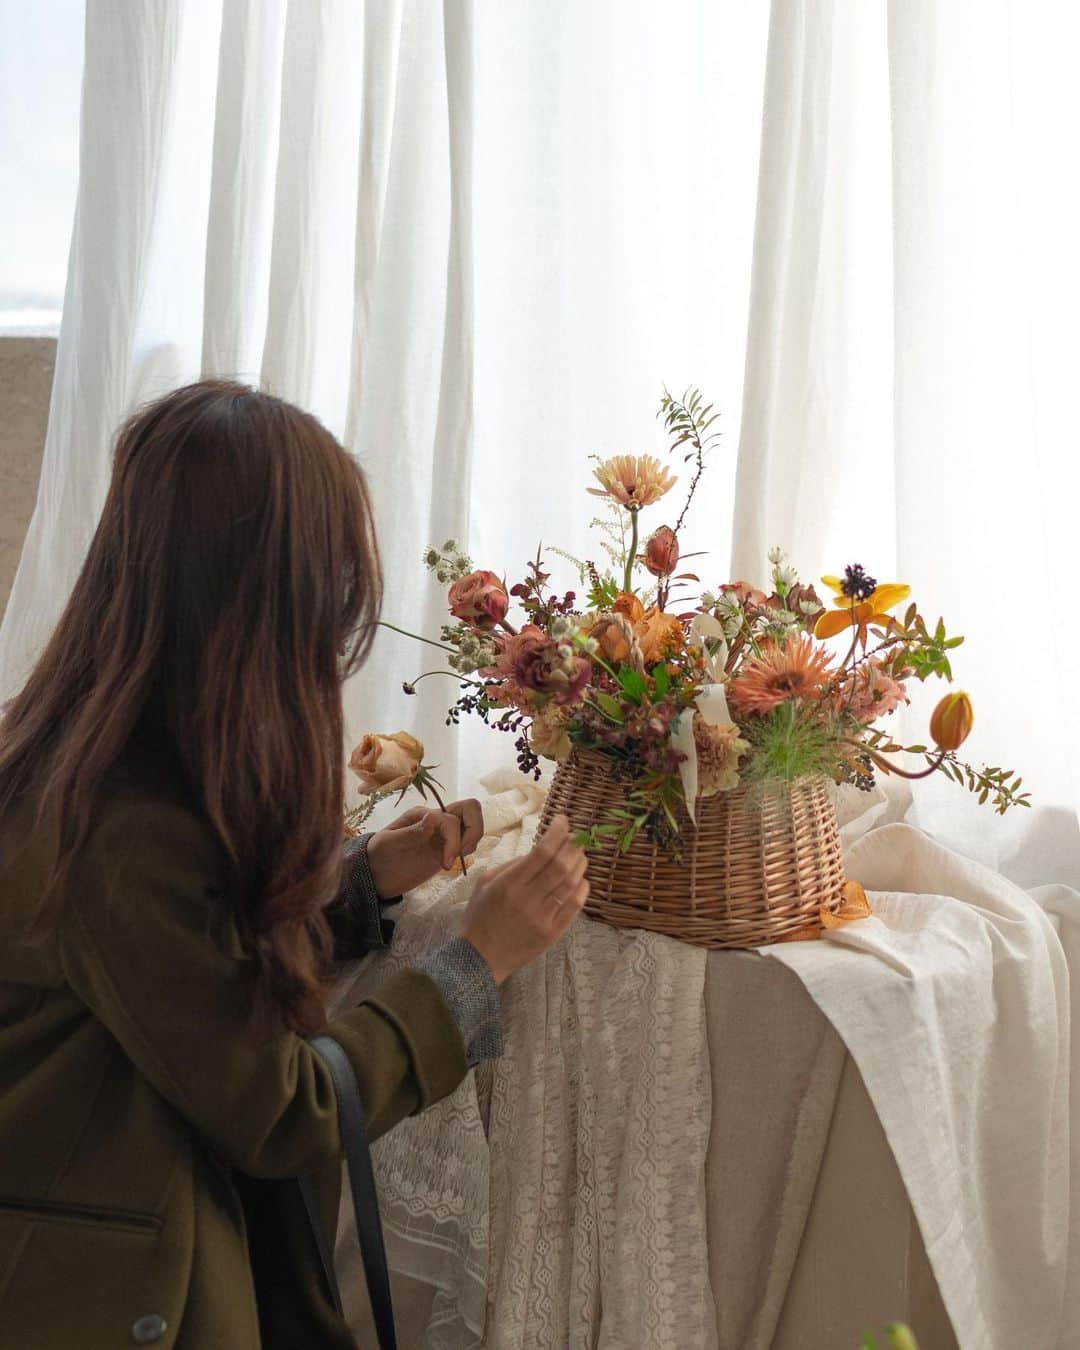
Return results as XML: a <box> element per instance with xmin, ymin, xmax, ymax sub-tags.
<box><xmin>0</xmin><ymin>381</ymin><xmax>587</xmax><ymax>1349</ymax></box>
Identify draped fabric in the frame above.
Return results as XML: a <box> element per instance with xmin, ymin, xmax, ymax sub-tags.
<box><xmin>734</xmin><ymin>0</ymin><xmax>1080</xmax><ymax>883</ymax></box>
<box><xmin>2</xmin><ymin>0</ymin><xmax>1077</xmax><ymax>885</ymax></box>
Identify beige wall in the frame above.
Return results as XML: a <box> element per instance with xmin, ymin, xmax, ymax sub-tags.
<box><xmin>0</xmin><ymin>337</ymin><xmax>55</xmax><ymax>621</ymax></box>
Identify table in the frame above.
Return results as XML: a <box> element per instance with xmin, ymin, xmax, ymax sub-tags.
<box><xmin>331</xmin><ymin>772</ymin><xmax>1073</xmax><ymax>1349</ymax></box>
<box><xmin>336</xmin><ymin>940</ymin><xmax>957</xmax><ymax>1349</ymax></box>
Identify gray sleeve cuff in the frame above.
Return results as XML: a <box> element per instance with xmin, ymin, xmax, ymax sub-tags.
<box><xmin>330</xmin><ymin>833</ymin><xmax>395</xmax><ymax>959</ymax></box>
<box><xmin>414</xmin><ymin>937</ymin><xmax>504</xmax><ymax>1067</ymax></box>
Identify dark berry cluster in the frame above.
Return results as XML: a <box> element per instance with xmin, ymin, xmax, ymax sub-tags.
<box><xmin>841</xmin><ymin>563</ymin><xmax>877</xmax><ymax>601</ymax></box>
<box><xmin>839</xmin><ymin>751</ymin><xmax>877</xmax><ymax>793</ymax></box>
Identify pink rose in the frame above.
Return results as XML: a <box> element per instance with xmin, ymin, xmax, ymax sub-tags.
<box><xmin>448</xmin><ymin>570</ymin><xmax>509</xmax><ymax>628</ymax></box>
<box><xmin>839</xmin><ymin>661</ymin><xmax>909</xmax><ymax>723</ymax></box>
<box><xmin>643</xmin><ymin>526</ymin><xmax>680</xmax><ymax>578</ymax></box>
<box><xmin>348</xmin><ymin>731</ymin><xmax>424</xmax><ymax>794</ymax></box>
<box><xmin>721</xmin><ymin>580</ymin><xmax>768</xmax><ymax>608</ymax></box>
<box><xmin>488</xmin><ymin>625</ymin><xmax>591</xmax><ymax>706</ymax></box>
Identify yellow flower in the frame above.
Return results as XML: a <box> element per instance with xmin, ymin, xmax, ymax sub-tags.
<box><xmin>814</xmin><ymin>575</ymin><xmax>912</xmax><ymax>640</ymax></box>
<box><xmin>588</xmin><ymin>455</ymin><xmax>677</xmax><ymax>509</ymax></box>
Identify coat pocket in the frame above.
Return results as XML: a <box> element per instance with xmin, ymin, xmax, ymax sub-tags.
<box><xmin>0</xmin><ymin>1195</ymin><xmax>161</xmax><ymax>1235</ymax></box>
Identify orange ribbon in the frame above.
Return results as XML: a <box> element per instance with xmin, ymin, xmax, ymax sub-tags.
<box><xmin>775</xmin><ymin>880</ymin><xmax>873</xmax><ymax>943</ymax></box>
<box><xmin>820</xmin><ymin>879</ymin><xmax>872</xmax><ymax>929</ymax></box>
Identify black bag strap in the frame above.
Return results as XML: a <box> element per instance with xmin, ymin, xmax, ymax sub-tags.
<box><xmin>300</xmin><ymin>1032</ymin><xmax>398</xmax><ymax>1350</ymax></box>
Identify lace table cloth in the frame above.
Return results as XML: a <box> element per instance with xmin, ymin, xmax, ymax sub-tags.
<box><xmin>332</xmin><ymin>772</ymin><xmax>1076</xmax><ymax>1350</ymax></box>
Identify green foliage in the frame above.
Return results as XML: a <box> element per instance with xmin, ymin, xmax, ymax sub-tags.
<box><xmin>575</xmin><ymin>775</ymin><xmax>686</xmax><ymax>857</ymax></box>
<box><xmin>741</xmin><ymin>701</ymin><xmax>841</xmax><ymax>785</ymax></box>
<box><xmin>658</xmin><ymin>386</ymin><xmax>722</xmax><ymax>459</ymax></box>
<box><xmin>617</xmin><ymin>666</ymin><xmax>648</xmax><ymax>704</ymax></box>
<box><xmin>882</xmin><ymin>605</ymin><xmax>964</xmax><ymax>681</ymax></box>
<box><xmin>587</xmin><ymin>572</ymin><xmax>622</xmax><ymax>610</ymax></box>
<box><xmin>862</xmin><ymin>728</ymin><xmax>1032</xmax><ymax>814</ymax></box>
<box><xmin>658</xmin><ymin>386</ymin><xmax>723</xmax><ymax>535</ymax></box>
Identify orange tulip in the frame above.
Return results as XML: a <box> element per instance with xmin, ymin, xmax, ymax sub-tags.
<box><xmin>930</xmin><ymin>691</ymin><xmax>974</xmax><ymax>751</ymax></box>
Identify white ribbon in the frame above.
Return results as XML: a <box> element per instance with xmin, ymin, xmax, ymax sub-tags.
<box><xmin>672</xmin><ymin>613</ymin><xmax>732</xmax><ymax>823</ymax></box>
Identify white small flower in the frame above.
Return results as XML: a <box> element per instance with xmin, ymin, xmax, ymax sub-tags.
<box><xmin>442</xmin><ymin>539</ymin><xmax>458</xmax><ymax>553</ymax></box>
<box><xmin>550</xmin><ymin>616</ymin><xmax>571</xmax><ymax>639</ymax></box>
<box><xmin>699</xmin><ymin>590</ymin><xmax>717</xmax><ymax>611</ymax></box>
<box><xmin>768</xmin><ymin>545</ymin><xmax>786</xmax><ymax>566</ymax></box>
<box><xmin>778</xmin><ymin>565</ymin><xmax>798</xmax><ymax>590</ymax></box>
<box><xmin>424</xmin><ymin>548</ymin><xmax>441</xmax><ymax>568</ymax></box>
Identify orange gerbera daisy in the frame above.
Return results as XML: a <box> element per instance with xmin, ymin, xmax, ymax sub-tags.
<box><xmin>728</xmin><ymin>634</ymin><xmax>835</xmax><ymax>716</ymax></box>
<box><xmin>588</xmin><ymin>455</ymin><xmax>677</xmax><ymax>509</ymax></box>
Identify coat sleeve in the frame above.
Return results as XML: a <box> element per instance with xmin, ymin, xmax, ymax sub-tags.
<box><xmin>58</xmin><ymin>799</ymin><xmax>468</xmax><ymax>1178</ymax></box>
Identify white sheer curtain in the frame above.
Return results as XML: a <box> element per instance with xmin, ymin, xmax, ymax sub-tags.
<box><xmin>0</xmin><ymin>0</ymin><xmax>85</xmax><ymax>329</ymax></box>
<box><xmin>735</xmin><ymin>0</ymin><xmax>1080</xmax><ymax>886</ymax></box>
<box><xmin>0</xmin><ymin>0</ymin><xmax>768</xmax><ymax>799</ymax></box>
<box><xmin>3</xmin><ymin>0</ymin><xmax>1077</xmax><ymax>885</ymax></box>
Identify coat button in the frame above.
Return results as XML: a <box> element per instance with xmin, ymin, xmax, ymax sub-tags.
<box><xmin>132</xmin><ymin>1314</ymin><xmax>168</xmax><ymax>1343</ymax></box>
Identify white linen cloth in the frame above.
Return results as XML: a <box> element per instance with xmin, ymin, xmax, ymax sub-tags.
<box><xmin>334</xmin><ymin>771</ymin><xmax>1076</xmax><ymax>1349</ymax></box>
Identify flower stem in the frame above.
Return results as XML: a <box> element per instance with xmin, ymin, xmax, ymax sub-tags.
<box><xmin>623</xmin><ymin>508</ymin><xmax>640</xmax><ymax>595</ymax></box>
<box><xmin>860</xmin><ymin>745</ymin><xmax>947</xmax><ymax>780</ymax></box>
<box><xmin>377</xmin><ymin>620</ymin><xmax>458</xmax><ymax>655</ymax></box>
<box><xmin>416</xmin><ymin>770</ymin><xmax>468</xmax><ymax>875</ymax></box>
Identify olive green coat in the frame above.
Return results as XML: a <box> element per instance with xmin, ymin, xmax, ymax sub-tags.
<box><xmin>0</xmin><ymin>736</ymin><xmax>468</xmax><ymax>1349</ymax></box>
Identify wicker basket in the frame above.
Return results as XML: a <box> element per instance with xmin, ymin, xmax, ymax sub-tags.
<box><xmin>539</xmin><ymin>749</ymin><xmax>846</xmax><ymax>948</ymax></box>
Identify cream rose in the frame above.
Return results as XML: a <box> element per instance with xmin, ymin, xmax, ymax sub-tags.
<box><xmin>348</xmin><ymin>731</ymin><xmax>424</xmax><ymax>794</ymax></box>
<box><xmin>529</xmin><ymin>703</ymin><xmax>572</xmax><ymax>762</ymax></box>
<box><xmin>694</xmin><ymin>715</ymin><xmax>750</xmax><ymax>797</ymax></box>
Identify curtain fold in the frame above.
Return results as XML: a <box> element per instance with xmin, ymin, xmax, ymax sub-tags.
<box><xmin>735</xmin><ymin>0</ymin><xmax>1080</xmax><ymax>884</ymax></box>
<box><xmin>0</xmin><ymin>0</ymin><xmax>767</xmax><ymax>805</ymax></box>
<box><xmin>5</xmin><ymin>0</ymin><xmax>1072</xmax><ymax>885</ymax></box>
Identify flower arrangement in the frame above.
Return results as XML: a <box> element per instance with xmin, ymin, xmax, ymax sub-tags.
<box><xmin>371</xmin><ymin>388</ymin><xmax>1028</xmax><ymax>855</ymax></box>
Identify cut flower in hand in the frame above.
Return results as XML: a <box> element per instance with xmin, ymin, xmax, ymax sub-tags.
<box><xmin>371</xmin><ymin>386</ymin><xmax>1029</xmax><ymax>860</ymax></box>
<box><xmin>346</xmin><ymin>731</ymin><xmax>469</xmax><ymax>873</ymax></box>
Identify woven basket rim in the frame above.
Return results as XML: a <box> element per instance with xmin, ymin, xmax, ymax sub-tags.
<box><xmin>565</xmin><ymin>744</ymin><xmax>834</xmax><ymax>801</ymax></box>
<box><xmin>542</xmin><ymin>750</ymin><xmax>846</xmax><ymax>950</ymax></box>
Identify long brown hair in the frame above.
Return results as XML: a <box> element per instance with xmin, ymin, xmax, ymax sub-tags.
<box><xmin>0</xmin><ymin>380</ymin><xmax>382</xmax><ymax>1032</ymax></box>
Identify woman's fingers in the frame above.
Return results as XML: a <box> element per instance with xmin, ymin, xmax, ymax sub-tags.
<box><xmin>511</xmin><ymin>814</ymin><xmax>571</xmax><ymax>886</ymax></box>
<box><xmin>447</xmin><ymin>798</ymin><xmax>485</xmax><ymax>855</ymax></box>
<box><xmin>419</xmin><ymin>809</ymin><xmax>463</xmax><ymax>869</ymax></box>
<box><xmin>382</xmin><ymin>805</ymin><xmax>429</xmax><ymax>833</ymax></box>
<box><xmin>547</xmin><ymin>879</ymin><xmax>590</xmax><ymax>935</ymax></box>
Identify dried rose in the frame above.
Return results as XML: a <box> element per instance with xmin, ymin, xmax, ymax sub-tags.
<box><xmin>643</xmin><ymin>526</ymin><xmax>679</xmax><ymax>577</ymax></box>
<box><xmin>447</xmin><ymin>570</ymin><xmax>509</xmax><ymax>628</ymax></box>
<box><xmin>529</xmin><ymin>703</ymin><xmax>573</xmax><ymax>761</ymax></box>
<box><xmin>349</xmin><ymin>732</ymin><xmax>424</xmax><ymax>794</ymax></box>
<box><xmin>489</xmin><ymin>625</ymin><xmax>591</xmax><ymax>706</ymax></box>
<box><xmin>694</xmin><ymin>715</ymin><xmax>750</xmax><ymax>796</ymax></box>
<box><xmin>720</xmin><ymin>580</ymin><xmax>768</xmax><ymax>609</ymax></box>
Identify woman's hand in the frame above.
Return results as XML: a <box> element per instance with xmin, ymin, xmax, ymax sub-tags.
<box><xmin>365</xmin><ymin>800</ymin><xmax>485</xmax><ymax>899</ymax></box>
<box><xmin>460</xmin><ymin>814</ymin><xmax>588</xmax><ymax>985</ymax></box>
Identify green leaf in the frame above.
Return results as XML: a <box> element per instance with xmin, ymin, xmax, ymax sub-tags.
<box><xmin>651</xmin><ymin>662</ymin><xmax>671</xmax><ymax>698</ymax></box>
<box><xmin>596</xmin><ymin>691</ymin><xmax>625</xmax><ymax>722</ymax></box>
<box><xmin>618</xmin><ymin>667</ymin><xmax>648</xmax><ymax>703</ymax></box>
